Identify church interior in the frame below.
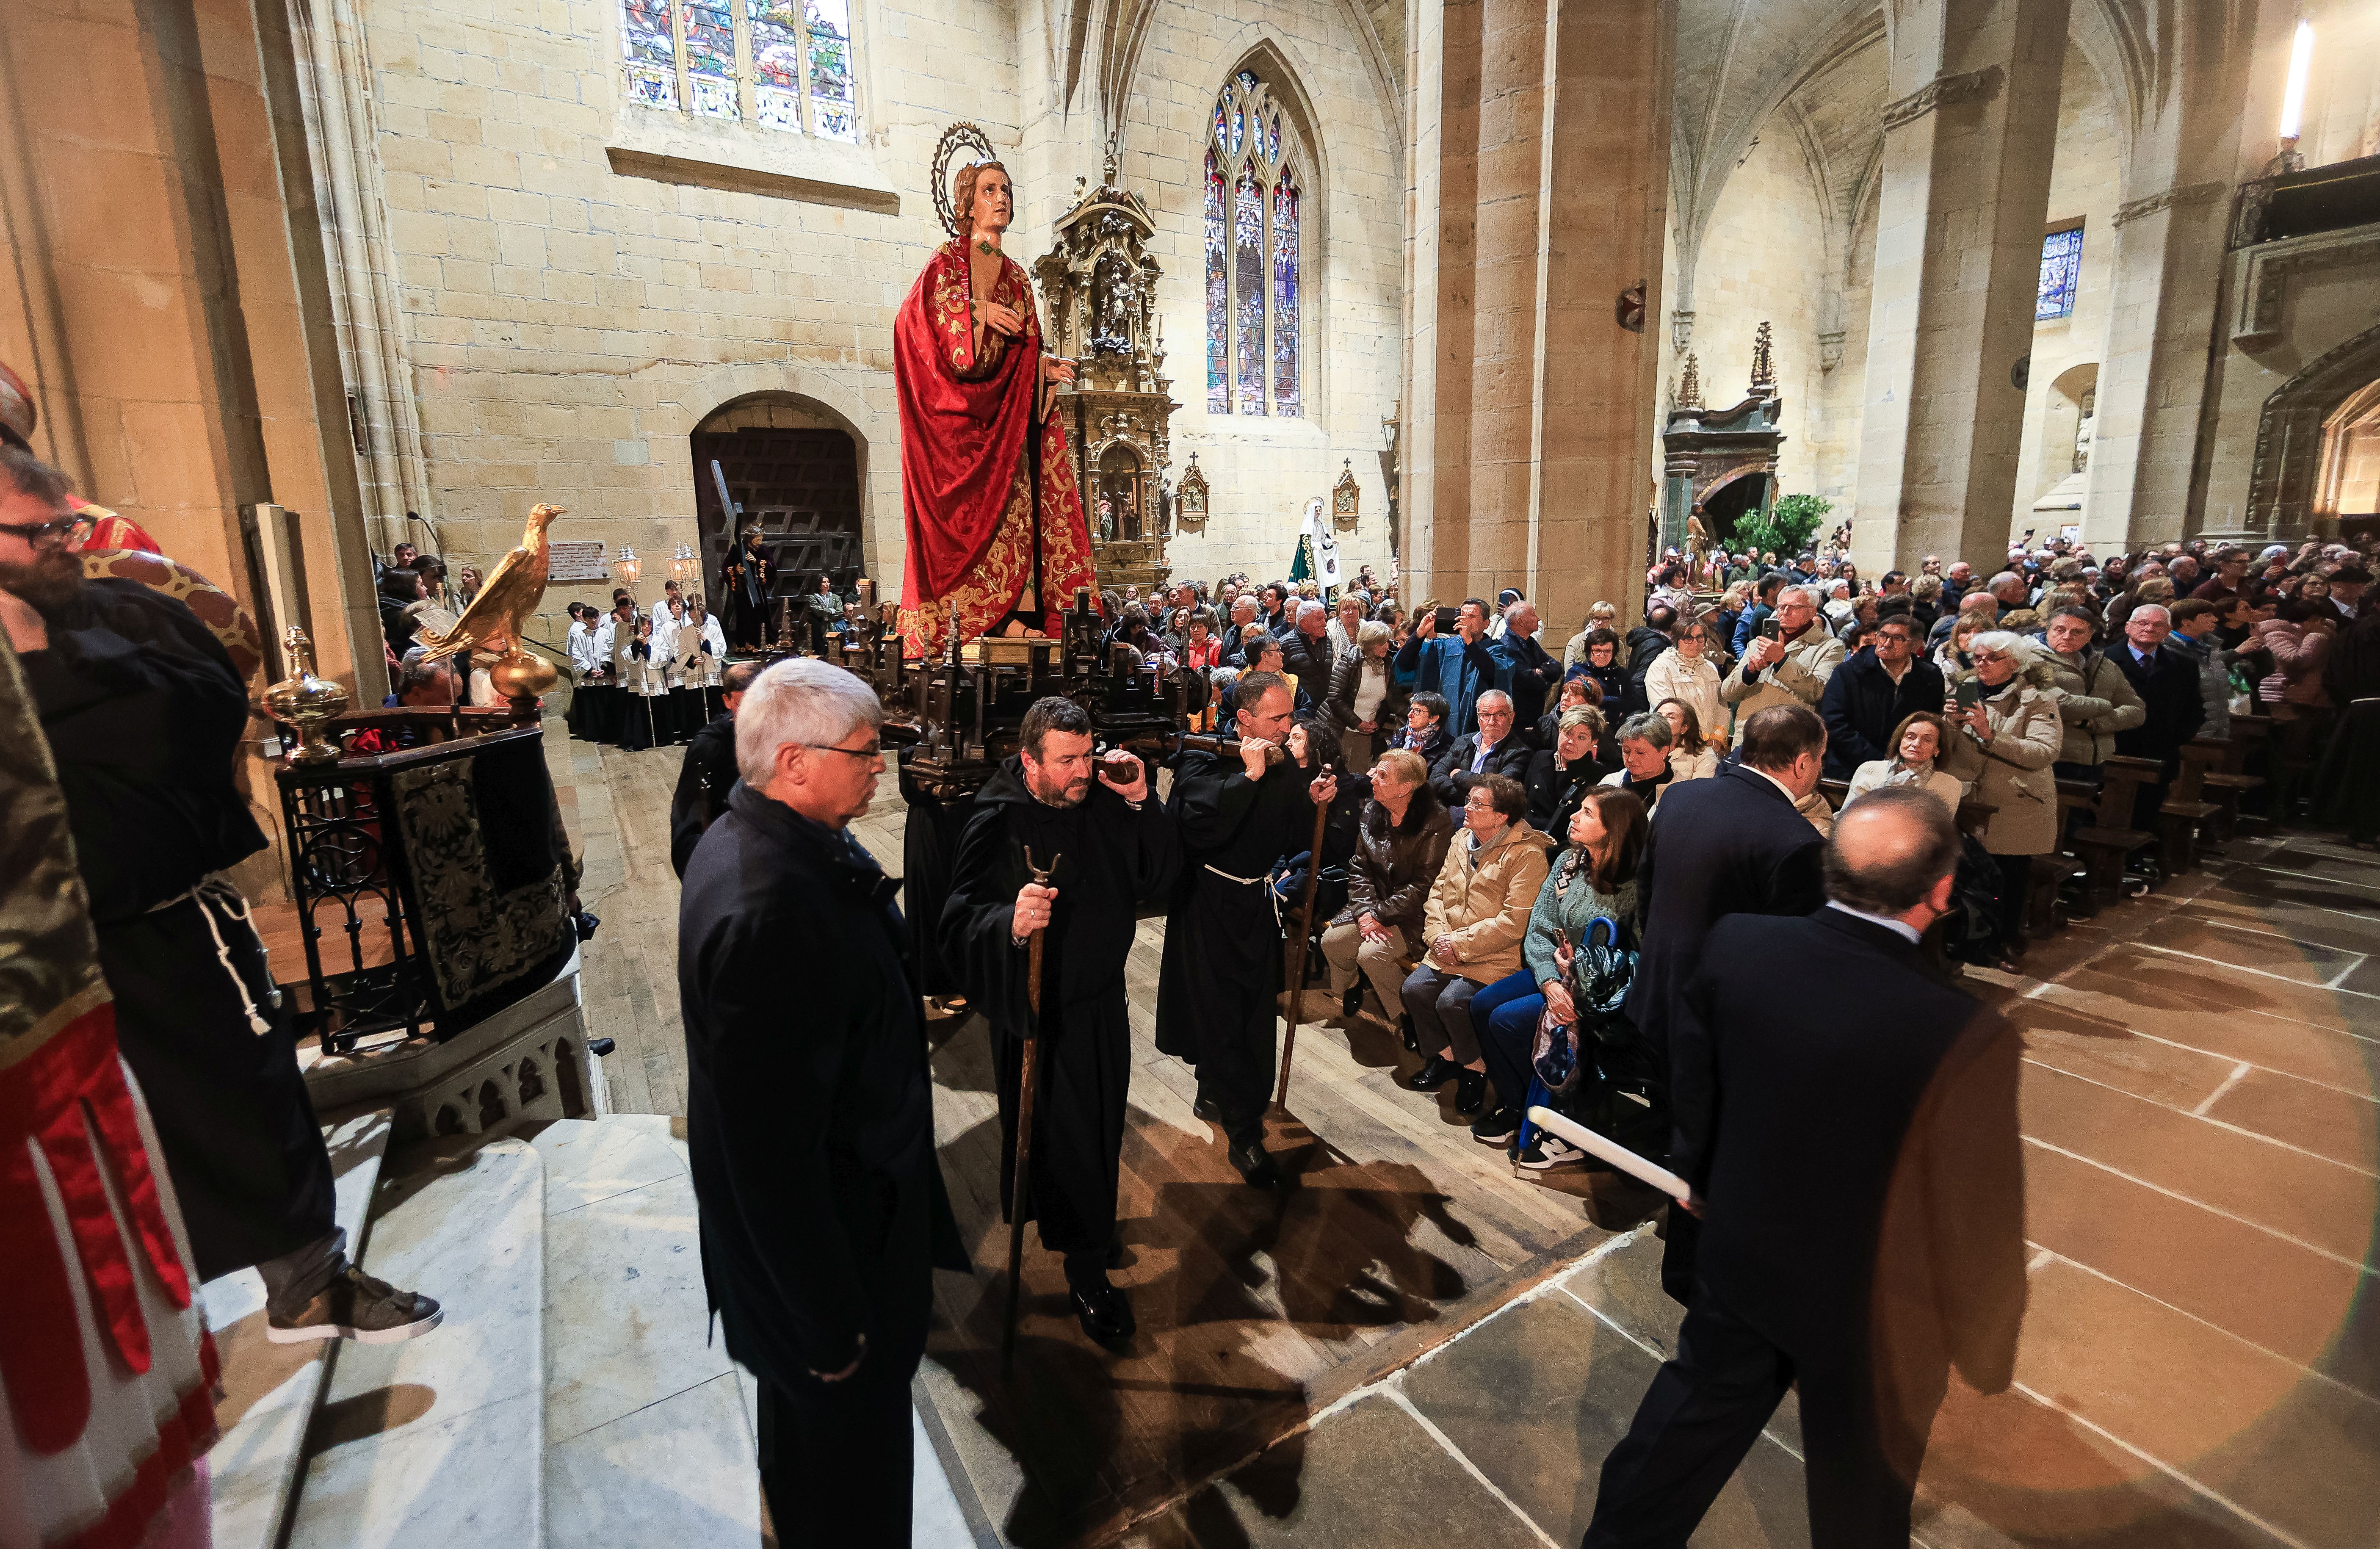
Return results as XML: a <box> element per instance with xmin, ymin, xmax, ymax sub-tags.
<box><xmin>4</xmin><ymin>0</ymin><xmax>2379</xmax><ymax>1543</ymax></box>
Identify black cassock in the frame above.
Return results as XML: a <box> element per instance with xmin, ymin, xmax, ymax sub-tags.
<box><xmin>939</xmin><ymin>758</ymin><xmax>1178</xmax><ymax>1266</ymax></box>
<box><xmin>1153</xmin><ymin>751</ymin><xmax>1317</xmax><ymax>1150</ymax></box>
<box><xmin>899</xmin><ymin>750</ymin><xmax>973</xmax><ymax>1001</ymax></box>
<box><xmin>720</xmin><ymin>542</ymin><xmax>773</xmax><ymax>650</ymax></box>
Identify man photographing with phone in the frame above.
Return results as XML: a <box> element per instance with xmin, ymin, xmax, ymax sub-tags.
<box><xmin>940</xmin><ymin>697</ymin><xmax>1180</xmax><ymax>1350</ymax></box>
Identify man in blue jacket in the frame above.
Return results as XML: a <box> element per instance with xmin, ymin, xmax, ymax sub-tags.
<box><xmin>1393</xmin><ymin>597</ymin><xmax>1499</xmax><ymax>738</ymax></box>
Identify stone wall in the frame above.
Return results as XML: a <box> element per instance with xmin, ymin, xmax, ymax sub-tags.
<box><xmin>1657</xmin><ymin>129</ymin><xmax>1834</xmax><ymax>506</ymax></box>
<box><xmin>2008</xmin><ymin>42</ymin><xmax>2121</xmax><ymax>532</ymax></box>
<box><xmin>334</xmin><ymin>0</ymin><xmax>1401</xmax><ymax>644</ymax></box>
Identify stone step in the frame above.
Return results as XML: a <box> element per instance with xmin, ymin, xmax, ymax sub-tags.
<box><xmin>529</xmin><ymin>1115</ymin><xmax>982</xmax><ymax>1546</ymax></box>
<box><xmin>200</xmin><ymin>1110</ymin><xmax>393</xmax><ymax>1549</ymax></box>
<box><xmin>531</xmin><ymin>1115</ymin><xmax>761</xmax><ymax>1545</ymax></box>
<box><xmin>285</xmin><ymin>1132</ymin><xmax>548</xmax><ymax>1548</ymax></box>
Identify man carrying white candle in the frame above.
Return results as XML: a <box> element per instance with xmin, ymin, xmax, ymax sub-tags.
<box><xmin>1581</xmin><ymin>787</ymin><xmax>2026</xmax><ymax>1549</ymax></box>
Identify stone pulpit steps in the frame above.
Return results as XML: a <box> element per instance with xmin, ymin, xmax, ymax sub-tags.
<box><xmin>203</xmin><ymin>1113</ymin><xmax>976</xmax><ymax>1546</ymax></box>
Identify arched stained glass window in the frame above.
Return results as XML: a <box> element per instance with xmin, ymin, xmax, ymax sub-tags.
<box><xmin>2036</xmin><ymin>225</ymin><xmax>2084</xmax><ymax>321</ymax></box>
<box><xmin>1202</xmin><ymin>70</ymin><xmax>1302</xmax><ymax>418</ymax></box>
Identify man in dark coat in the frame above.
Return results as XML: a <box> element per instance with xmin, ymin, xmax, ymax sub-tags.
<box><xmin>1584</xmin><ymin>789</ymin><xmax>2027</xmax><ymax>1549</ymax></box>
<box><xmin>3</xmin><ymin>448</ymin><xmax>442</xmax><ymax>1344</ymax></box>
<box><xmin>2110</xmin><ymin>602</ymin><xmax>2207</xmax><ymax>822</ymax></box>
<box><xmin>1818</xmin><ymin>615</ymin><xmax>1944</xmax><ymax>779</ymax></box>
<box><xmin>1426</xmin><ymin>688</ymin><xmax>1532</xmax><ymax>807</ymax></box>
<box><xmin>1488</xmin><ymin>599</ymin><xmax>1560</xmax><ymax>734</ymax></box>
<box><xmin>719</xmin><ymin>528</ymin><xmax>774</xmax><ymax>650</ymax></box>
<box><xmin>1155</xmin><ymin>670</ymin><xmax>1333</xmax><ymax>1187</ymax></box>
<box><xmin>1620</xmin><ymin>603</ymin><xmax>1677</xmax><ymax>716</ymax></box>
<box><xmin>669</xmin><ymin>660</ymin><xmax>759</xmax><ymax>878</ymax></box>
<box><xmin>1627</xmin><ymin>704</ymin><xmax>1828</xmax><ymax>1297</ymax></box>
<box><xmin>939</xmin><ymin>698</ymin><xmax>1179</xmax><ymax>1349</ymax></box>
<box><xmin>677</xmin><ymin>658</ymin><xmax>966</xmax><ymax>1546</ymax></box>
<box><xmin>1278</xmin><ymin>598</ymin><xmax>1337</xmax><ymax>692</ymax></box>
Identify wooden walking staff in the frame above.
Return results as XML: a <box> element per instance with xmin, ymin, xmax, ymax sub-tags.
<box><xmin>1274</xmin><ymin>764</ymin><xmax>1335</xmax><ymax>1109</ymax></box>
<box><xmin>1002</xmin><ymin>846</ymin><xmax>1060</xmax><ymax>1378</ymax></box>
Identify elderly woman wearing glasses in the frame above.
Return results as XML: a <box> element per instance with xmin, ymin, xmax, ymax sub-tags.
<box><xmin>1939</xmin><ymin>631</ymin><xmax>2062</xmax><ymax>971</ymax></box>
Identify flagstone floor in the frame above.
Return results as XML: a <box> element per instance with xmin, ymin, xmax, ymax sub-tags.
<box><xmin>550</xmin><ymin>716</ymin><xmax>2380</xmax><ymax>1549</ymax></box>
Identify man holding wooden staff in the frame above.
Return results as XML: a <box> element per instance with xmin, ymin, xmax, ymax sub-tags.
<box><xmin>941</xmin><ymin>697</ymin><xmax>1178</xmax><ymax>1351</ymax></box>
<box><xmin>1155</xmin><ymin>670</ymin><xmax>1337</xmax><ymax>1189</ymax></box>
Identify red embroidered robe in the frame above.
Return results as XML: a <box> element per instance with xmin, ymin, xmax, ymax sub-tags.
<box><xmin>894</xmin><ymin>240</ymin><xmax>1095</xmax><ymax>657</ymax></box>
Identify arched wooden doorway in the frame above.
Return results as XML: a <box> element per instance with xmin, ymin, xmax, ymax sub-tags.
<box><xmin>690</xmin><ymin>393</ymin><xmax>866</xmax><ymax>617</ymax></box>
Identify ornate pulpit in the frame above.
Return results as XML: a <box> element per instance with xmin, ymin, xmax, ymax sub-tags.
<box><xmin>1660</xmin><ymin>322</ymin><xmax>1787</xmax><ymax>556</ymax></box>
<box><xmin>1034</xmin><ymin>150</ymin><xmax>1178</xmax><ymax>593</ymax></box>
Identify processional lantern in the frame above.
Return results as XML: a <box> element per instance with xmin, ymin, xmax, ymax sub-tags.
<box><xmin>668</xmin><ymin>542</ymin><xmax>700</xmax><ymax>593</ymax></box>
<box><xmin>612</xmin><ymin>545</ymin><xmax>641</xmax><ymax>603</ymax></box>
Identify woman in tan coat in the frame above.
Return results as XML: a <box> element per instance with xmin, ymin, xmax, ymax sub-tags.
<box><xmin>1940</xmin><ymin>630</ymin><xmax>2063</xmax><ymax>971</ymax></box>
<box><xmin>1399</xmin><ymin>772</ymin><xmax>1552</xmax><ymax>1117</ymax></box>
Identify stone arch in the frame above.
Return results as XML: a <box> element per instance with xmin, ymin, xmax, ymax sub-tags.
<box><xmin>690</xmin><ymin>390</ymin><xmax>871</xmax><ymax>597</ymax></box>
<box><xmin>2249</xmin><ymin>320</ymin><xmax>2380</xmax><ymax>535</ymax></box>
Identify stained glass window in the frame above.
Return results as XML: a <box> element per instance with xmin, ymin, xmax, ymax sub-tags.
<box><xmin>1205</xmin><ymin>152</ymin><xmax>1228</xmax><ymax>415</ymax></box>
<box><xmin>680</xmin><ymin>0</ymin><xmax>737</xmax><ymax>118</ymax></box>
<box><xmin>1235</xmin><ymin>171</ymin><xmax>1265</xmax><ymax>416</ymax></box>
<box><xmin>805</xmin><ymin>0</ymin><xmax>856</xmax><ymax>141</ymax></box>
<box><xmin>621</xmin><ymin>0</ymin><xmax>859</xmax><ymax>138</ymax></box>
<box><xmin>620</xmin><ymin>0</ymin><xmax>678</xmax><ymax>109</ymax></box>
<box><xmin>1272</xmin><ymin>171</ymin><xmax>1299</xmax><ymax>417</ymax></box>
<box><xmin>2037</xmin><ymin>226</ymin><xmax>2083</xmax><ymax>321</ymax></box>
<box><xmin>1204</xmin><ymin>71</ymin><xmax>1303</xmax><ymax>418</ymax></box>
<box><xmin>748</xmin><ymin>0</ymin><xmax>801</xmax><ymax>131</ymax></box>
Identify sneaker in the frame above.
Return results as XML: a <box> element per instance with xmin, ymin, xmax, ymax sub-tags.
<box><xmin>267</xmin><ymin>1266</ymin><xmax>443</xmax><ymax>1345</ymax></box>
<box><xmin>1518</xmin><ymin>1135</ymin><xmax>1586</xmax><ymax>1171</ymax></box>
<box><xmin>1470</xmin><ymin>1106</ymin><xmax>1521</xmax><ymax>1145</ymax></box>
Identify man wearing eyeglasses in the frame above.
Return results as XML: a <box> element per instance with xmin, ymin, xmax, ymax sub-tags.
<box><xmin>677</xmin><ymin>657</ymin><xmax>967</xmax><ymax>1548</ymax></box>
<box><xmin>3</xmin><ymin>444</ymin><xmax>445</xmax><ymax>1348</ymax></box>
<box><xmin>1718</xmin><ymin>585</ymin><xmax>1845</xmax><ymax>747</ymax></box>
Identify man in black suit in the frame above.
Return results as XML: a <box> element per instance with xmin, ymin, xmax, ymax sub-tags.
<box><xmin>1818</xmin><ymin>614</ymin><xmax>1943</xmax><ymax>780</ymax></box>
<box><xmin>1625</xmin><ymin>704</ymin><xmax>1829</xmax><ymax>1294</ymax></box>
<box><xmin>2110</xmin><ymin>602</ymin><xmax>2207</xmax><ymax>822</ymax></box>
<box><xmin>678</xmin><ymin>659</ymin><xmax>967</xmax><ymax>1546</ymax></box>
<box><xmin>1427</xmin><ymin>689</ymin><xmax>1533</xmax><ymax>806</ymax></box>
<box><xmin>1584</xmin><ymin>789</ymin><xmax>2028</xmax><ymax>1549</ymax></box>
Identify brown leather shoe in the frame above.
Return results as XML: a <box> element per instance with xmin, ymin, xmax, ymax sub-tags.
<box><xmin>267</xmin><ymin>1266</ymin><xmax>444</xmax><ymax>1345</ymax></box>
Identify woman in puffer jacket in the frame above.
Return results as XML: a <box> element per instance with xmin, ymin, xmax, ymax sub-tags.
<box><xmin>2254</xmin><ymin>601</ymin><xmax>2336</xmax><ymax>722</ymax></box>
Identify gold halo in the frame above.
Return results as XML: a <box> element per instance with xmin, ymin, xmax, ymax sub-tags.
<box><xmin>931</xmin><ymin>122</ymin><xmax>998</xmax><ymax>239</ymax></box>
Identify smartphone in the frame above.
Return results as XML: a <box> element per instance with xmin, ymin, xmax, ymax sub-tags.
<box><xmin>1758</xmin><ymin>617</ymin><xmax>1780</xmax><ymax>641</ymax></box>
<box><xmin>1956</xmin><ymin>678</ymin><xmax>1982</xmax><ymax>711</ymax></box>
<box><xmin>1434</xmin><ymin>605</ymin><xmax>1459</xmax><ymax>633</ymax></box>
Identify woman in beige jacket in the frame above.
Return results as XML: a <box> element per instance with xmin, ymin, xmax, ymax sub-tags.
<box><xmin>1399</xmin><ymin>772</ymin><xmax>1553</xmax><ymax>1117</ymax></box>
<box><xmin>1940</xmin><ymin>631</ymin><xmax>2064</xmax><ymax>971</ymax></box>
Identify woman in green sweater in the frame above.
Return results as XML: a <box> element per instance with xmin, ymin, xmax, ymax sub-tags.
<box><xmin>1462</xmin><ymin>787</ymin><xmax>1648</xmax><ymax>1162</ymax></box>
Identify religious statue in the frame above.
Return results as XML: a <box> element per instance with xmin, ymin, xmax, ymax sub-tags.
<box><xmin>719</xmin><ymin>527</ymin><xmax>774</xmax><ymax>651</ymax></box>
<box><xmin>895</xmin><ymin>123</ymin><xmax>1097</xmax><ymax>657</ymax></box>
<box><xmin>1685</xmin><ymin>508</ymin><xmax>1715</xmax><ymax>581</ymax></box>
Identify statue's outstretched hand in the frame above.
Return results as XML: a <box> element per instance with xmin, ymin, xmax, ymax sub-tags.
<box><xmin>1043</xmin><ymin>357</ymin><xmax>1076</xmax><ymax>386</ymax></box>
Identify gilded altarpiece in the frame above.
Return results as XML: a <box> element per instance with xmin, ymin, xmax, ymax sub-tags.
<box><xmin>1034</xmin><ymin>160</ymin><xmax>1178</xmax><ymax>594</ymax></box>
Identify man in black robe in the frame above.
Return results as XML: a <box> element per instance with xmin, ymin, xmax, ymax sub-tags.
<box><xmin>719</xmin><ymin>528</ymin><xmax>773</xmax><ymax>650</ymax></box>
<box><xmin>1155</xmin><ymin>670</ymin><xmax>1336</xmax><ymax>1187</ymax></box>
<box><xmin>668</xmin><ymin>659</ymin><xmax>758</xmax><ymax>878</ymax></box>
<box><xmin>0</xmin><ymin>445</ymin><xmax>441</xmax><ymax>1343</ymax></box>
<box><xmin>678</xmin><ymin>658</ymin><xmax>966</xmax><ymax>1546</ymax></box>
<box><xmin>940</xmin><ymin>697</ymin><xmax>1179</xmax><ymax>1347</ymax></box>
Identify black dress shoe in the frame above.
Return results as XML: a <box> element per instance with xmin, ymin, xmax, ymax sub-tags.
<box><xmin>1069</xmin><ymin>1277</ymin><xmax>1136</xmax><ymax>1350</ymax></box>
<box><xmin>1403</xmin><ymin>1055</ymin><xmax>1457</xmax><ymax>1091</ymax></box>
<box><xmin>1398</xmin><ymin>1014</ymin><xmax>1419</xmax><ymax>1053</ymax></box>
<box><xmin>1454</xmin><ymin>1068</ymin><xmax>1488</xmax><ymax>1116</ymax></box>
<box><xmin>1341</xmin><ymin>985</ymin><xmax>1366</xmax><ymax>1018</ymax></box>
<box><xmin>1229</xmin><ymin>1140</ymin><xmax>1286</xmax><ymax>1190</ymax></box>
<box><xmin>1192</xmin><ymin>1096</ymin><xmax>1219</xmax><ymax>1122</ymax></box>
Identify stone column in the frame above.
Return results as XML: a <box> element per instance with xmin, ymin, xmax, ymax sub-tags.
<box><xmin>1404</xmin><ymin>0</ymin><xmax>1670</xmax><ymax>627</ymax></box>
<box><xmin>1852</xmin><ymin>0</ymin><xmax>2071</xmax><ymax>573</ymax></box>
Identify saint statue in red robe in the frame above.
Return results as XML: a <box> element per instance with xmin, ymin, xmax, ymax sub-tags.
<box><xmin>894</xmin><ymin>158</ymin><xmax>1096</xmax><ymax>658</ymax></box>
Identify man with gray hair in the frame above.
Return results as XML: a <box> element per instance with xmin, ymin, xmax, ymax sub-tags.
<box><xmin>2110</xmin><ymin>601</ymin><xmax>2206</xmax><ymax>822</ymax></box>
<box><xmin>677</xmin><ymin>658</ymin><xmax>966</xmax><ymax>1546</ymax></box>
<box><xmin>1280</xmin><ymin>596</ymin><xmax>1336</xmax><ymax>687</ymax></box>
<box><xmin>1584</xmin><ymin>787</ymin><xmax>2026</xmax><ymax>1549</ymax></box>
<box><xmin>1717</xmin><ymin>585</ymin><xmax>1844</xmax><ymax>745</ymax></box>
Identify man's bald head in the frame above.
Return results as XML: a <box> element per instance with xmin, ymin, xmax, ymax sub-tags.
<box><xmin>1825</xmin><ymin>788</ymin><xmax>1960</xmax><ymax>919</ymax></box>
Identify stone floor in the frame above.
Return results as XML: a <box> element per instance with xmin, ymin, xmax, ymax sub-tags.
<box><xmin>550</xmin><ymin>718</ymin><xmax>2380</xmax><ymax>1549</ymax></box>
